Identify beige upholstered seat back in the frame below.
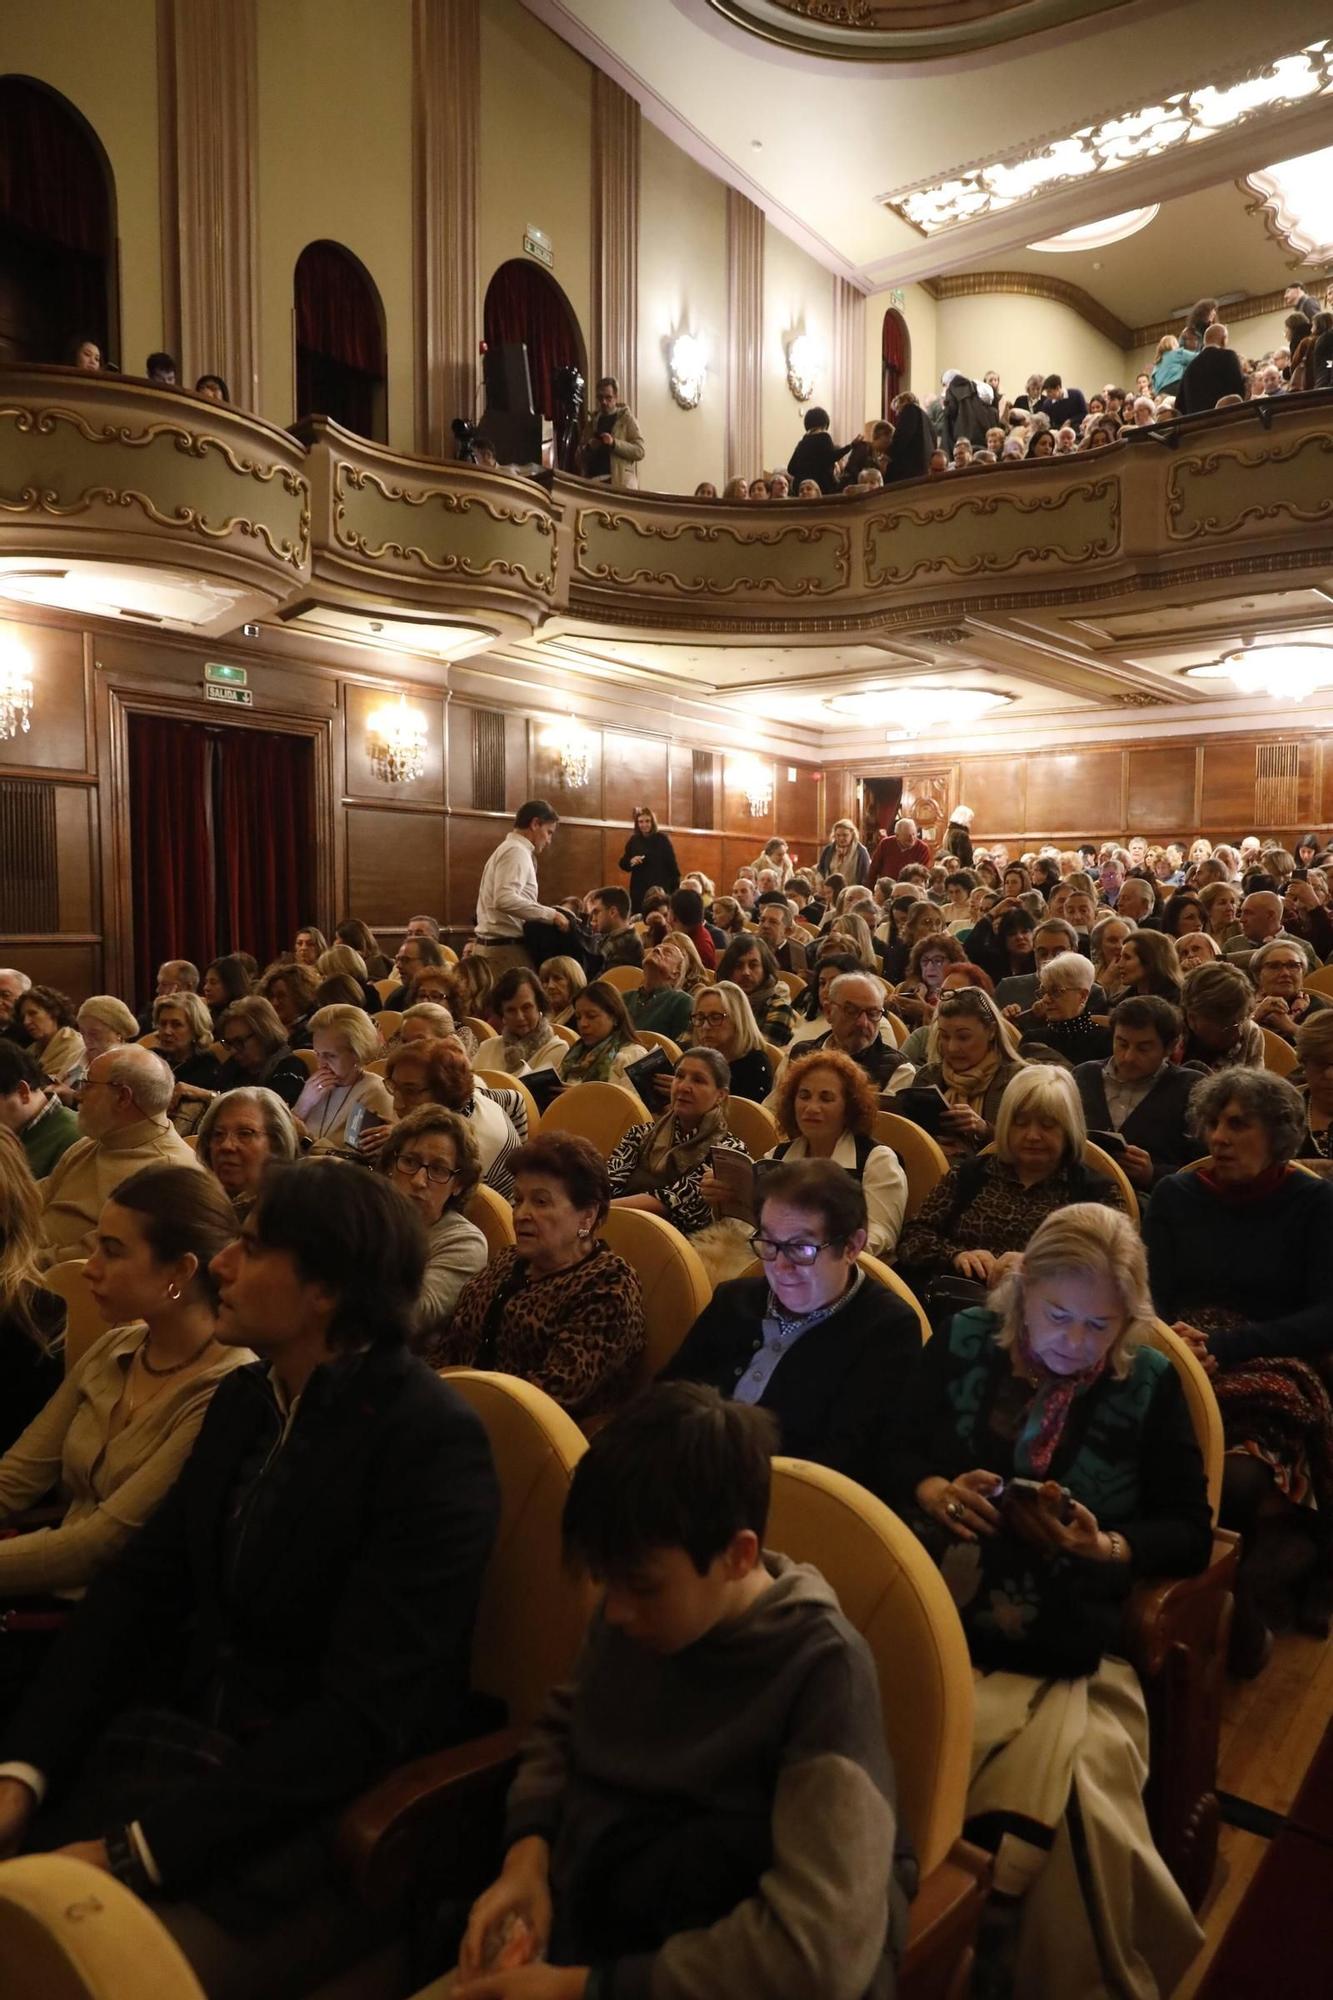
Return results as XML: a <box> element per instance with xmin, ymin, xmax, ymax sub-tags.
<box><xmin>0</xmin><ymin>1853</ymin><xmax>205</xmax><ymax>1999</ymax></box>
<box><xmin>475</xmin><ymin>1070</ymin><xmax>538</xmax><ymax>1138</ymax></box>
<box><xmin>538</xmin><ymin>1080</ymin><xmax>648</xmax><ymax>1154</ymax></box>
<box><xmin>1146</xmin><ymin>1319</ymin><xmax>1224</xmax><ymax>1522</ymax></box>
<box><xmin>873</xmin><ymin>1111</ymin><xmax>949</xmax><ymax>1220</ymax></box>
<box><xmin>464</xmin><ymin>1184</ymin><xmax>517</xmax><ymax>1260</ymax></box>
<box><xmin>444</xmin><ymin>1370</ymin><xmax>589</xmax><ymax>1728</ymax></box>
<box><xmin>766</xmin><ymin>1459</ymin><xmax>973</xmax><ymax>1881</ymax></box>
<box><xmin>599</xmin><ymin>965</ymin><xmax>644</xmax><ymax>992</ymax></box>
<box><xmin>724</xmin><ymin>1094</ymin><xmax>778</xmax><ymax>1159</ymax></box>
<box><xmin>600</xmin><ymin>1205</ymin><xmax>712</xmax><ymax>1384</ymax></box>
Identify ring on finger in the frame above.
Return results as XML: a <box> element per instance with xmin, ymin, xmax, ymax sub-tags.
<box><xmin>945</xmin><ymin>1499</ymin><xmax>964</xmax><ymax>1521</ymax></box>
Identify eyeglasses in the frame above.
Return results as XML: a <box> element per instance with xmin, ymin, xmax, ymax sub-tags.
<box><xmin>693</xmin><ymin>1010</ymin><xmax>728</xmax><ymax>1025</ymax></box>
<box><xmin>223</xmin><ymin>1034</ymin><xmax>255</xmax><ymax>1054</ymax></box>
<box><xmin>749</xmin><ymin>1232</ymin><xmax>837</xmax><ymax>1266</ymax></box>
<box><xmin>832</xmin><ymin>1003</ymin><xmax>885</xmax><ymax>1022</ymax></box>
<box><xmin>393</xmin><ymin>1153</ymin><xmax>458</xmax><ymax>1186</ymax></box>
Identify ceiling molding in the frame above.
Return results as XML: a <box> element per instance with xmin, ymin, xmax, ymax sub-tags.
<box><xmin>921</xmin><ymin>270</ymin><xmax>1131</xmax><ymax>346</ymax></box>
<box><xmin>698</xmin><ymin>0</ymin><xmax>1133</xmax><ymax>64</ymax></box>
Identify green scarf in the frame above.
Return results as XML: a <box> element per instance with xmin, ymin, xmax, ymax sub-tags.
<box><xmin>561</xmin><ymin>1030</ymin><xmax>626</xmax><ymax>1084</ymax></box>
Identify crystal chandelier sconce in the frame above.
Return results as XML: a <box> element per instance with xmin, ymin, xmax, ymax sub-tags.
<box><xmin>731</xmin><ymin>756</ymin><xmax>773</xmax><ymax>817</ymax></box>
<box><xmin>667</xmin><ymin>332</ymin><xmax>707</xmax><ymax>410</ymax></box>
<box><xmin>542</xmin><ymin>717</ymin><xmax>593</xmax><ymax>789</ymax></box>
<box><xmin>0</xmin><ymin>633</ymin><xmax>34</xmax><ymax>742</ymax></box>
<box><xmin>785</xmin><ymin>333</ymin><xmax>819</xmax><ymax>404</ymax></box>
<box><xmin>367</xmin><ymin>696</ymin><xmax>428</xmax><ymax>785</ymax></box>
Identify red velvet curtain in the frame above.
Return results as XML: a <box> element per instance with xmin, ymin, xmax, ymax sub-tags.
<box><xmin>0</xmin><ymin>78</ymin><xmax>109</xmax><ymax>253</ymax></box>
<box><xmin>882</xmin><ymin>309</ymin><xmax>909</xmax><ymax>416</ymax></box>
<box><xmin>483</xmin><ymin>259</ymin><xmax>582</xmax><ymax>419</ymax></box>
<box><xmin>217</xmin><ymin>728</ymin><xmax>315</xmax><ymax>971</ymax></box>
<box><xmin>128</xmin><ymin>715</ymin><xmax>218</xmax><ymax>1004</ymax></box>
<box><xmin>295</xmin><ymin>241</ymin><xmax>383</xmax><ymax>373</ymax></box>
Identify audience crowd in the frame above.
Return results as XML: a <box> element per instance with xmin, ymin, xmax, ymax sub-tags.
<box><xmin>3</xmin><ymin>790</ymin><xmax>1333</xmax><ymax>1998</ymax></box>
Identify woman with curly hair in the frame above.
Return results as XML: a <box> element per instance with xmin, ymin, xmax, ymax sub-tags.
<box><xmin>765</xmin><ymin>1047</ymin><xmax>907</xmax><ymax>1259</ymax></box>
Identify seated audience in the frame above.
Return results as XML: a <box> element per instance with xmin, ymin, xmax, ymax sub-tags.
<box><xmin>16</xmin><ymin>986</ymin><xmax>85</xmax><ymax>1087</ymax></box>
<box><xmin>554</xmin><ymin>980</ymin><xmax>649</xmax><ymax>1088</ymax></box>
<box><xmin>992</xmin><ymin>920</ymin><xmax>1090</xmax><ymax>1012</ymax></box>
<box><xmin>1089</xmin><ymin>914</ymin><xmax>1137</xmax><ymax>993</ymax></box>
<box><xmin>668</xmin><ymin>887</ymin><xmax>718</xmax><ymax>970</ymax></box>
<box><xmin>904</xmin><ymin>986</ymin><xmax>1026</xmax><ymax>1158</ymax></box>
<box><xmin>1179</xmin><ymin>960</ymin><xmax>1263</xmax><ymax>1070</ymax></box>
<box><xmin>196</xmin><ymin>995</ymin><xmax>308</xmax><ymax>1111</ymax></box>
<box><xmin>1013</xmin><ymin>951</ymin><xmax>1110</xmax><ymax>1063</ymax></box>
<box><xmin>1295</xmin><ymin>1011</ymin><xmax>1333</xmax><ymax>1160</ymax></box>
<box><xmin>440</xmin><ymin>1133</ymin><xmax>644</xmax><ymax>1420</ymax></box>
<box><xmin>1176</xmin><ymin>929</ymin><xmax>1221</xmax><ymax>975</ymax></box>
<box><xmin>609</xmin><ymin>1049</ymin><xmax>750</xmax><ymax>1270</ymax></box>
<box><xmin>196</xmin><ymin>1086</ymin><xmax>298</xmax><ymax>1217</ymax></box>
<box><xmin>73</xmin><ymin>997</ymin><xmax>140</xmax><ymax>1081</ymax></box>
<box><xmin>290</xmin><ymin>1003</ymin><xmax>393</xmax><ymax>1149</ymax></box>
<box><xmin>0</xmin><ymin>1044</ymin><xmax>79</xmax><ymax>1178</ymax></box>
<box><xmin>35</xmin><ymin>1047</ymin><xmax>198</xmax><ymax>1271</ymax></box>
<box><xmin>756</xmin><ymin>899</ymin><xmax>808</xmax><ymax>976</ymax></box>
<box><xmin>1281</xmin><ymin>875</ymin><xmax>1333</xmax><ymax>963</ymax></box>
<box><xmin>967</xmin><ymin>907</ymin><xmax>1036</xmax><ymax>988</ymax></box>
<box><xmin>880</xmin><ymin>1204</ymin><xmax>1208</xmax><ymax>1995</ymax></box>
<box><xmin>539</xmin><ymin>955</ymin><xmax>587</xmax><ymax>1028</ymax></box>
<box><xmin>1109</xmin><ymin>929</ymin><xmax>1182</xmax><ymax>1006</ymax></box>
<box><xmin>716</xmin><ymin>935</ymin><xmax>794</xmax><ymax>1046</ymax></box>
<box><xmin>0</xmin><ymin>1130</ymin><xmax>65</xmax><ymax>1454</ymax></box>
<box><xmin>1147</xmin><ymin>1069</ymin><xmax>1333</xmax><ymax>1666</ymax></box>
<box><xmin>444</xmin><ymin>955</ymin><xmax>496</xmax><ymax>1029</ymax></box>
<box><xmin>897</xmin><ymin>1066</ymin><xmax>1127</xmax><ymax>1292</ymax></box>
<box><xmin>382</xmin><ymin>935</ymin><xmax>448</xmax><ymax>1012</ymax></box>
<box><xmin>1074</xmin><ymin>996</ymin><xmax>1199</xmax><ymax>1191</ymax></box>
<box><xmin>1223</xmin><ymin>890</ymin><xmax>1319</xmax><ymax>972</ymax></box>
<box><xmin>335</xmin><ymin>917</ymin><xmax>392</xmax><ymax>982</ymax></box>
<box><xmin>779</xmin><ymin>971</ymin><xmax>909</xmax><ymax>1095</ymax></box>
<box><xmin>450</xmin><ymin>1381</ymin><xmax>909</xmax><ymax>1993</ymax></box>
<box><xmin>891</xmin><ymin>933</ymin><xmax>968</xmax><ymax>1028</ymax></box>
<box><xmin>472</xmin><ymin>968</ymin><xmax>566</xmax><ymax>1076</ymax></box>
<box><xmin>587</xmin><ymin>886</ymin><xmax>643</xmax><ymax>970</ymax></box>
<box><xmin>1197</xmin><ymin>880</ymin><xmax>1241</xmax><ymax>945</ymax></box>
<box><xmin>880</xmin><ymin>899</ymin><xmax>945</xmax><ymax>984</ymax></box>
<box><xmin>624</xmin><ymin>942</ymin><xmax>694</xmax><ymax>1043</ymax></box>
<box><xmin>199</xmin><ymin>955</ymin><xmax>253</xmax><ymax>1026</ymax></box>
<box><xmin>685</xmin><ymin>982</ymin><xmax>773</xmax><ymax>1103</ymax></box>
<box><xmin>665</xmin><ymin>1160</ymin><xmax>920</xmax><ymax>1484</ymax></box>
<box><xmin>897</xmin><ymin>962</ymin><xmax>996</xmax><ymax>1065</ymax></box>
<box><xmin>767</xmin><ymin>1048</ymin><xmax>907</xmax><ymax>1259</ymax></box>
<box><xmin>381</xmin><ymin>1037</ymin><xmax>521</xmax><ymax>1199</ymax></box>
<box><xmin>378</xmin><ymin>1106</ymin><xmax>487</xmax><ymax>1355</ymax></box>
<box><xmin>151</xmin><ymin>993</ymin><xmax>222</xmax><ymax>1135</ymax></box>
<box><xmin>1247</xmin><ymin>938</ymin><xmax>1331</xmax><ymax>1043</ymax></box>
<box><xmin>0</xmin><ymin>1164</ymin><xmax>499</xmax><ymax>1991</ymax></box>
<box><xmin>316</xmin><ymin>944</ymin><xmax>379</xmax><ymax>1014</ymax></box>
<box><xmin>1161</xmin><ymin>891</ymin><xmax>1207</xmax><ymax>941</ymax></box>
<box><xmin>0</xmin><ymin>1168</ymin><xmax>248</xmax><ymax>1620</ymax></box>
<box><xmin>255</xmin><ymin>961</ymin><xmax>320</xmax><ymax>1049</ymax></box>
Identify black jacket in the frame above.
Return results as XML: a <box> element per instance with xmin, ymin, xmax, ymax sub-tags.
<box><xmin>1176</xmin><ymin>345</ymin><xmax>1245</xmax><ymax>414</ymax></box>
<box><xmin>4</xmin><ymin>1345</ymin><xmax>499</xmax><ymax>1893</ymax></box>
<box><xmin>617</xmin><ymin>830</ymin><xmax>679</xmax><ymax>913</ymax></box>
<box><xmin>786</xmin><ymin>430</ymin><xmax>851</xmax><ymax>495</ymax></box>
<box><xmin>664</xmin><ymin>1272</ymin><xmax>921</xmax><ymax>1487</ymax></box>
<box><xmin>1073</xmin><ymin>1060</ymin><xmax>1203</xmax><ymax>1184</ymax></box>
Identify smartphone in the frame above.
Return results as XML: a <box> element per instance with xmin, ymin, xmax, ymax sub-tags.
<box><xmin>1087</xmin><ymin>1128</ymin><xmax>1129</xmax><ymax>1159</ymax></box>
<box><xmin>897</xmin><ymin>1085</ymin><xmax>952</xmax><ymax>1136</ymax></box>
<box><xmin>1003</xmin><ymin>1477</ymin><xmax>1074</xmax><ymax>1523</ymax></box>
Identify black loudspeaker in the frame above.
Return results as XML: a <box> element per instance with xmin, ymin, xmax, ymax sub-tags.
<box><xmin>483</xmin><ymin>343</ymin><xmax>541</xmax><ymax>464</ymax></box>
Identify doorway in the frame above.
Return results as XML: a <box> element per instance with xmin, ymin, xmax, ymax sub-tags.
<box><xmin>861</xmin><ymin>776</ymin><xmax>904</xmax><ymax>850</ymax></box>
<box><xmin>127</xmin><ymin>713</ymin><xmax>317</xmax><ymax>1004</ymax></box>
<box><xmin>881</xmin><ymin>308</ymin><xmax>910</xmax><ymax>416</ymax></box>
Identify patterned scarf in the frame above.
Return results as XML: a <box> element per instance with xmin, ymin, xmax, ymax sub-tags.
<box><xmin>622</xmin><ymin>1106</ymin><xmax>731</xmax><ymax>1194</ymax></box>
<box><xmin>1012</xmin><ymin>1325</ymin><xmax>1110</xmax><ymax>1478</ymax></box>
<box><xmin>940</xmin><ymin>1044</ymin><xmax>1002</xmax><ymax>1111</ymax></box>
<box><xmin>561</xmin><ymin>1031</ymin><xmax>626</xmax><ymax>1084</ymax></box>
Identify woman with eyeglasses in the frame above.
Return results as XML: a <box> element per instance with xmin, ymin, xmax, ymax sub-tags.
<box><xmin>663</xmin><ymin>1158</ymin><xmax>921</xmax><ymax>1487</ymax></box>
<box><xmin>686</xmin><ymin>981</ymin><xmax>773</xmax><ymax>1102</ymax></box>
<box><xmin>378</xmin><ymin>1106</ymin><xmax>487</xmax><ymax>1355</ymax></box>
<box><xmin>179</xmin><ymin>996</ymin><xmax>307</xmax><ymax>1110</ymax></box>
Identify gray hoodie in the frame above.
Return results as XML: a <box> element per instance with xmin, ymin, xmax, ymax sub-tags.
<box><xmin>505</xmin><ymin>1553</ymin><xmax>914</xmax><ymax>1997</ymax></box>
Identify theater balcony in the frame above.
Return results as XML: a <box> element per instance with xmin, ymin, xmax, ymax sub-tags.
<box><xmin>0</xmin><ymin>365</ymin><xmax>310</xmax><ymax>636</ymax></box>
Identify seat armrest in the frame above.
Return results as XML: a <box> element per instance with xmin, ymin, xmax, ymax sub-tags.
<box><xmin>1124</xmin><ymin>1534</ymin><xmax>1238</xmax><ymax>1677</ymax></box>
<box><xmin>902</xmin><ymin>1838</ymin><xmax>991</xmax><ymax>2000</ymax></box>
<box><xmin>337</xmin><ymin>1725</ymin><xmax>522</xmax><ymax>1911</ymax></box>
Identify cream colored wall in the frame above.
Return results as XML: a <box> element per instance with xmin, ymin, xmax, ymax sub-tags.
<box><xmin>255</xmin><ymin>0</ymin><xmax>415</xmax><ymax>447</ymax></box>
<box><xmin>2</xmin><ymin>0</ymin><xmax>163</xmax><ymax>375</ymax></box>
<box><xmin>863</xmin><ymin>283</ymin><xmax>937</xmax><ymax>419</ymax></box>
<box><xmin>933</xmin><ymin>295</ymin><xmax>1125</xmax><ymax>408</ymax></box>
<box><xmin>635</xmin><ymin>122</ymin><xmax>727</xmax><ymax>495</ymax></box>
<box><xmin>479</xmin><ymin>0</ymin><xmax>593</xmax><ymax>403</ymax></box>
<box><xmin>760</xmin><ymin>221</ymin><xmax>834</xmax><ymax>478</ymax></box>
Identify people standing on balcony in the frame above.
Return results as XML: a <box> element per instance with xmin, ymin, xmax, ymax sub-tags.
<box><xmin>581</xmin><ymin>375</ymin><xmax>644</xmax><ymax>490</ymax></box>
<box><xmin>939</xmin><ymin>370</ymin><xmax>992</xmax><ymax>449</ymax></box>
<box><xmin>1035</xmin><ymin>373</ymin><xmax>1088</xmax><ymax>430</ymax></box>
<box><xmin>785</xmin><ymin>406</ymin><xmax>853</xmax><ymax>494</ymax></box>
<box><xmin>145</xmin><ymin>353</ymin><xmax>176</xmax><ymax>385</ymax></box>
<box><xmin>1176</xmin><ymin>325</ymin><xmax>1246</xmax><ymax>415</ymax></box>
<box><xmin>884</xmin><ymin>396</ymin><xmax>935</xmax><ymax>482</ymax></box>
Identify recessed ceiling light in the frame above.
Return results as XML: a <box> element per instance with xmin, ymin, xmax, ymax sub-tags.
<box><xmin>828</xmin><ymin>684</ymin><xmax>1011</xmax><ymax>738</ymax></box>
<box><xmin>1028</xmin><ymin>206</ymin><xmax>1159</xmax><ymax>253</ymax></box>
<box><xmin>1244</xmin><ymin>142</ymin><xmax>1333</xmax><ymax>262</ymax></box>
<box><xmin>1187</xmin><ymin>644</ymin><xmax>1333</xmax><ymax>701</ymax></box>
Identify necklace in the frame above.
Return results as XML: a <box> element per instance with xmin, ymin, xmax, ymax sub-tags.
<box><xmin>138</xmin><ymin>1328</ymin><xmax>218</xmax><ymax>1376</ymax></box>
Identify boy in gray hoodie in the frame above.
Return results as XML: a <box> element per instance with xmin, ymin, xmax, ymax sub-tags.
<box><xmin>449</xmin><ymin>1383</ymin><xmax>914</xmax><ymax>2000</ymax></box>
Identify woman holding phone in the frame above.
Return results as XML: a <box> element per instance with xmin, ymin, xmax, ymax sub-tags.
<box><xmin>879</xmin><ymin>1203</ymin><xmax>1209</xmax><ymax>1996</ymax></box>
<box><xmin>902</xmin><ymin>986</ymin><xmax>1026</xmax><ymax>1158</ymax></box>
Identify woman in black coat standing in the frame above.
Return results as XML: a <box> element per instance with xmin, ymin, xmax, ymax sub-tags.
<box><xmin>619</xmin><ymin>806</ymin><xmax>680</xmax><ymax>914</ymax></box>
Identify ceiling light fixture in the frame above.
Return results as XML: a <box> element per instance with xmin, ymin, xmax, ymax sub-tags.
<box><xmin>1027</xmin><ymin>205</ymin><xmax>1159</xmax><ymax>253</ymax></box>
<box><xmin>1187</xmin><ymin>644</ymin><xmax>1333</xmax><ymax>702</ymax></box>
<box><xmin>366</xmin><ymin>695</ymin><xmax>428</xmax><ymax>785</ymax></box>
<box><xmin>1244</xmin><ymin>142</ymin><xmax>1333</xmax><ymax>263</ymax></box>
<box><xmin>542</xmin><ymin>715</ymin><xmax>593</xmax><ymax>789</ymax></box>
<box><xmin>882</xmin><ymin>40</ymin><xmax>1333</xmax><ymax>235</ymax></box>
<box><xmin>829</xmin><ymin>684</ymin><xmax>1011</xmax><ymax>738</ymax></box>
<box><xmin>667</xmin><ymin>331</ymin><xmax>707</xmax><ymax>410</ymax></box>
<box><xmin>0</xmin><ymin>632</ymin><xmax>35</xmax><ymax>742</ymax></box>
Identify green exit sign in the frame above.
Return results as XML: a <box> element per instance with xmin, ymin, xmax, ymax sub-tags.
<box><xmin>205</xmin><ymin>662</ymin><xmax>248</xmax><ymax>688</ymax></box>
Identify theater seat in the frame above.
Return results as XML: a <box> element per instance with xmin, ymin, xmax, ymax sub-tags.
<box><xmin>465</xmin><ymin>1183</ymin><xmax>517</xmax><ymax>1261</ymax></box>
<box><xmin>1122</xmin><ymin>1320</ymin><xmax>1238</xmax><ymax>1909</ymax></box>
<box><xmin>0</xmin><ymin>1854</ymin><xmax>205</xmax><ymax>2000</ymax></box>
<box><xmin>598</xmin><ymin>965</ymin><xmax>644</xmax><ymax>992</ymax></box>
<box><xmin>43</xmin><ymin>1259</ymin><xmax>105</xmax><ymax>1373</ymax></box>
<box><xmin>725</xmin><ymin>1093</ymin><xmax>778</xmax><ymax>1158</ymax></box>
<box><xmin>1259</xmin><ymin>1026</ymin><xmax>1298</xmax><ymax>1076</ymax></box>
<box><xmin>765</xmin><ymin>1459</ymin><xmax>989</xmax><ymax>2000</ymax></box>
<box><xmin>600</xmin><ymin>1204</ymin><xmax>712</xmax><ymax>1389</ymax></box>
<box><xmin>874</xmin><ymin>1110</ymin><xmax>948</xmax><ymax>1220</ymax></box>
<box><xmin>338</xmin><ymin>1372</ymin><xmax>588</xmax><ymax>1912</ymax></box>
<box><xmin>539</xmin><ymin>1080</ymin><xmax>648</xmax><ymax>1154</ymax></box>
<box><xmin>375</xmin><ymin>1008</ymin><xmax>402</xmax><ymax>1043</ymax></box>
<box><xmin>634</xmin><ymin>1028</ymin><xmax>681</xmax><ymax>1061</ymax></box>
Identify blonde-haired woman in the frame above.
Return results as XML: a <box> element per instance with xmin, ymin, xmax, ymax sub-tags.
<box><xmin>291</xmin><ymin>1003</ymin><xmax>393</xmax><ymax>1151</ymax></box>
<box><xmin>0</xmin><ymin>1128</ymin><xmax>64</xmax><ymax>1452</ymax></box>
<box><xmin>667</xmin><ymin>929</ymin><xmax>712</xmax><ymax>996</ymax></box>
<box><xmin>817</xmin><ymin>818</ymin><xmax>871</xmax><ymax>886</ymax></box>
<box><xmin>881</xmin><ymin>1202</ymin><xmax>1209</xmax><ymax>1998</ymax></box>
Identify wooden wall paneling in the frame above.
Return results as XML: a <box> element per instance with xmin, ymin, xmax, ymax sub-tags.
<box><xmin>1199</xmin><ymin>740</ymin><xmax>1263</xmax><ymax>830</ymax></box>
<box><xmin>1024</xmin><ymin>749</ymin><xmax>1122</xmax><ymax>835</ymax></box>
<box><xmin>6</xmin><ymin>943</ymin><xmax>99</xmax><ymax>1000</ymax></box>
<box><xmin>1126</xmin><ymin>745</ymin><xmax>1198</xmax><ymax>834</ymax></box>
<box><xmin>528</xmin><ymin>719</ymin><xmax>603</xmax><ymax>822</ymax></box>
<box><xmin>504</xmin><ymin>712</ymin><xmax>529</xmax><ymax>812</ymax></box>
<box><xmin>447</xmin><ymin>814</ymin><xmax>504</xmax><ymax>930</ymax></box>
<box><xmin>538</xmin><ymin>822</ymin><xmax>603</xmax><ymax>908</ymax></box>
<box><xmin>343</xmin><ymin>681</ymin><xmax>445</xmax><ymax>805</ymax></box>
<box><xmin>446</xmin><ymin>696</ymin><xmax>473</xmax><ymax>809</ymax></box>
<box><xmin>670</xmin><ymin>833</ymin><xmax>724</xmax><ymax>885</ymax></box>
<box><xmin>55</xmin><ymin>786</ymin><xmax>96</xmax><ymax>935</ymax></box>
<box><xmin>602</xmin><ymin>732</ymin><xmax>669</xmax><ymax>826</ymax></box>
<box><xmin>824</xmin><ymin>769</ymin><xmax>856</xmax><ymax>831</ymax></box>
<box><xmin>0</xmin><ymin>618</ymin><xmax>91</xmax><ymax>774</ymax></box>
<box><xmin>345</xmin><ymin>806</ymin><xmax>446</xmax><ymax>925</ymax></box>
<box><xmin>957</xmin><ymin>756</ymin><xmax>1025</xmax><ymax>836</ymax></box>
<box><xmin>720</xmin><ymin>757</ymin><xmax>775</xmax><ymax>839</ymax></box>
<box><xmin>774</xmin><ymin>760</ymin><xmax>822</xmax><ymax>845</ymax></box>
<box><xmin>668</xmin><ymin>743</ymin><xmax>694</xmax><ymax>827</ymax></box>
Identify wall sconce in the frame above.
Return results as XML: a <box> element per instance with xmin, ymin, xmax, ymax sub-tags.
<box><xmin>0</xmin><ymin>632</ymin><xmax>34</xmax><ymax>743</ymax></box>
<box><xmin>785</xmin><ymin>332</ymin><xmax>820</xmax><ymax>404</ymax></box>
<box><xmin>542</xmin><ymin>715</ymin><xmax>593</xmax><ymax>789</ymax></box>
<box><xmin>366</xmin><ymin>695</ymin><xmax>427</xmax><ymax>785</ymax></box>
<box><xmin>730</xmin><ymin>756</ymin><xmax>773</xmax><ymax>818</ymax></box>
<box><xmin>667</xmin><ymin>331</ymin><xmax>707</xmax><ymax>409</ymax></box>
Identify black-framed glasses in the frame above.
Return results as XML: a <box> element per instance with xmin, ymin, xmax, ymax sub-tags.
<box><xmin>832</xmin><ymin>1002</ymin><xmax>885</xmax><ymax>1023</ymax></box>
<box><xmin>393</xmin><ymin>1153</ymin><xmax>459</xmax><ymax>1187</ymax></box>
<box><xmin>223</xmin><ymin>1034</ymin><xmax>255</xmax><ymax>1054</ymax></box>
<box><xmin>749</xmin><ymin>1232</ymin><xmax>836</xmax><ymax>1266</ymax></box>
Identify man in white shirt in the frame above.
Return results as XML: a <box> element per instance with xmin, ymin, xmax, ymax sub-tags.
<box><xmin>473</xmin><ymin>799</ymin><xmax>569</xmax><ymax>973</ymax></box>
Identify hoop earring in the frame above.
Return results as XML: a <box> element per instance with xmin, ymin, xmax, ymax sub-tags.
<box><xmin>166</xmin><ymin>1283</ymin><xmax>182</xmax><ymax>1303</ymax></box>
<box><xmin>577</xmin><ymin>1227</ymin><xmax>590</xmax><ymax>1238</ymax></box>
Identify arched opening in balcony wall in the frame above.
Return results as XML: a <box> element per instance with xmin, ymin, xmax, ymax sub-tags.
<box><xmin>0</xmin><ymin>76</ymin><xmax>118</xmax><ymax>369</ymax></box>
<box><xmin>881</xmin><ymin>307</ymin><xmax>910</xmax><ymax>417</ymax></box>
<box><xmin>482</xmin><ymin>258</ymin><xmax>587</xmax><ymax>467</ymax></box>
<box><xmin>294</xmin><ymin>239</ymin><xmax>388</xmax><ymax>441</ymax></box>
